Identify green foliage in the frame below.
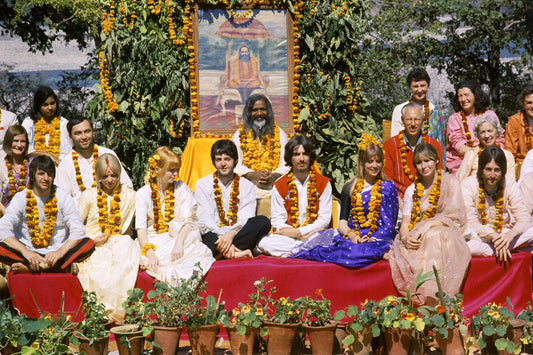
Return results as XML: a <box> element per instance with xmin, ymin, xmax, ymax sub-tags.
<box><xmin>71</xmin><ymin>291</ymin><xmax>109</xmax><ymax>345</ymax></box>
<box><xmin>299</xmin><ymin>289</ymin><xmax>333</xmax><ymax>326</ymax></box>
<box><xmin>470</xmin><ymin>302</ymin><xmax>517</xmax><ymax>352</ymax></box>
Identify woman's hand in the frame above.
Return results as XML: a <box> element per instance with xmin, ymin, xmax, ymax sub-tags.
<box><xmin>93</xmin><ymin>232</ymin><xmax>110</xmax><ymax>247</ymax></box>
<box><xmin>171</xmin><ymin>238</ymin><xmax>184</xmax><ymax>261</ymax></box>
<box><xmin>145</xmin><ymin>249</ymin><xmax>160</xmax><ymax>273</ymax></box>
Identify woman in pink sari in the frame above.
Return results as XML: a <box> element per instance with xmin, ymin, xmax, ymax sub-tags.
<box><xmin>389</xmin><ymin>143</ymin><xmax>470</xmax><ymax>305</ymax></box>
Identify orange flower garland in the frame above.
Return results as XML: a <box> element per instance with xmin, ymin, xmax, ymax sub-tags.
<box><xmin>213</xmin><ymin>172</ymin><xmax>240</xmax><ymax>227</ymax></box>
<box><xmin>5</xmin><ymin>157</ymin><xmax>27</xmax><ymax>197</ymax></box>
<box><xmin>239</xmin><ymin>122</ymin><xmax>281</xmax><ymax>171</ymax></box>
<box><xmin>120</xmin><ymin>0</ymin><xmax>136</xmax><ymax>29</ymax></box>
<box><xmin>461</xmin><ymin>110</ymin><xmax>476</xmax><ymax>148</ymax></box>
<box><xmin>72</xmin><ymin>146</ymin><xmax>99</xmax><ymax>192</ymax></box>
<box><xmin>477</xmin><ymin>180</ymin><xmax>504</xmax><ymax>233</ymax></box>
<box><xmin>349</xmin><ymin>178</ymin><xmax>382</xmax><ymax>239</ymax></box>
<box><xmin>408</xmin><ymin>169</ymin><xmax>442</xmax><ymax>230</ymax></box>
<box><xmin>521</xmin><ymin>111</ymin><xmax>533</xmax><ymax>151</ymax></box>
<box><xmin>398</xmin><ymin>130</ymin><xmax>416</xmax><ymax>182</ymax></box>
<box><xmin>97</xmin><ymin>184</ymin><xmax>121</xmax><ymax>236</ymax></box>
<box><xmin>99</xmin><ymin>51</ymin><xmax>118</xmax><ymax>113</ymax></box>
<box><xmin>148</xmin><ymin>154</ymin><xmax>175</xmax><ymax>233</ymax></box>
<box><xmin>292</xmin><ymin>0</ymin><xmax>303</xmax><ymax>132</ymax></box>
<box><xmin>286</xmin><ymin>169</ymin><xmax>318</xmax><ymax>228</ymax></box>
<box><xmin>409</xmin><ymin>98</ymin><xmax>430</xmax><ymax>137</ymax></box>
<box><xmin>34</xmin><ymin>116</ymin><xmax>60</xmax><ymax>157</ymax></box>
<box><xmin>102</xmin><ymin>0</ymin><xmax>116</xmax><ymax>34</ymax></box>
<box><xmin>26</xmin><ymin>188</ymin><xmax>58</xmax><ymax>248</ymax></box>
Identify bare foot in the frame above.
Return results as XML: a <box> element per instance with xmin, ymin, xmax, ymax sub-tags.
<box><xmin>70</xmin><ymin>264</ymin><xmax>79</xmax><ymax>275</ymax></box>
<box><xmin>234</xmin><ymin>249</ymin><xmax>253</xmax><ymax>259</ymax></box>
<box><xmin>11</xmin><ymin>263</ymin><xmax>31</xmax><ymax>274</ymax></box>
<box><xmin>382</xmin><ymin>251</ymin><xmax>390</xmax><ymax>261</ymax></box>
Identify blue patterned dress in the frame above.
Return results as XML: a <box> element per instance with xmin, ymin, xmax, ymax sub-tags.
<box><xmin>290</xmin><ymin>179</ymin><xmax>399</xmax><ymax>268</ymax></box>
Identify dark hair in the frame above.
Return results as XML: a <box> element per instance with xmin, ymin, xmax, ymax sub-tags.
<box><xmin>406</xmin><ymin>67</ymin><xmax>431</xmax><ymax>87</ymax></box>
<box><xmin>242</xmin><ymin>94</ymin><xmax>274</xmax><ymax>138</ymax></box>
<box><xmin>67</xmin><ymin>116</ymin><xmax>93</xmax><ymax>136</ymax></box>
<box><xmin>211</xmin><ymin>139</ymin><xmax>238</xmax><ymax>166</ymax></box>
<box><xmin>284</xmin><ymin>134</ymin><xmax>316</xmax><ymax>167</ymax></box>
<box><xmin>517</xmin><ymin>86</ymin><xmax>533</xmax><ymax>107</ymax></box>
<box><xmin>29</xmin><ymin>155</ymin><xmax>56</xmax><ymax>184</ymax></box>
<box><xmin>477</xmin><ymin>146</ymin><xmax>507</xmax><ymax>181</ymax></box>
<box><xmin>452</xmin><ymin>80</ymin><xmax>490</xmax><ymax>112</ymax></box>
<box><xmin>413</xmin><ymin>142</ymin><xmax>440</xmax><ymax>166</ymax></box>
<box><xmin>3</xmin><ymin>125</ymin><xmax>29</xmax><ymax>156</ymax></box>
<box><xmin>30</xmin><ymin>86</ymin><xmax>60</xmax><ymax>121</ymax></box>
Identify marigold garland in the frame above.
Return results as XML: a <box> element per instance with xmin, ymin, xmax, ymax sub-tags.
<box><xmin>72</xmin><ymin>146</ymin><xmax>99</xmax><ymax>192</ymax></box>
<box><xmin>349</xmin><ymin>178</ymin><xmax>382</xmax><ymax>239</ymax></box>
<box><xmin>26</xmin><ymin>187</ymin><xmax>58</xmax><ymax>248</ymax></box>
<box><xmin>5</xmin><ymin>157</ymin><xmax>27</xmax><ymax>197</ymax></box>
<box><xmin>97</xmin><ymin>184</ymin><xmax>121</xmax><ymax>236</ymax></box>
<box><xmin>408</xmin><ymin>169</ymin><xmax>442</xmax><ymax>230</ymax></box>
<box><xmin>141</xmin><ymin>243</ymin><xmax>157</xmax><ymax>255</ymax></box>
<box><xmin>120</xmin><ymin>0</ymin><xmax>136</xmax><ymax>29</ymax></box>
<box><xmin>286</xmin><ymin>169</ymin><xmax>318</xmax><ymax>228</ymax></box>
<box><xmin>102</xmin><ymin>0</ymin><xmax>116</xmax><ymax>34</ymax></box>
<box><xmin>239</xmin><ymin>122</ymin><xmax>281</xmax><ymax>171</ymax></box>
<box><xmin>213</xmin><ymin>172</ymin><xmax>240</xmax><ymax>227</ymax></box>
<box><xmin>477</xmin><ymin>179</ymin><xmax>504</xmax><ymax>233</ymax></box>
<box><xmin>99</xmin><ymin>51</ymin><xmax>118</xmax><ymax>114</ymax></box>
<box><xmin>34</xmin><ymin>116</ymin><xmax>60</xmax><ymax>157</ymax></box>
<box><xmin>398</xmin><ymin>130</ymin><xmax>416</xmax><ymax>182</ymax></box>
<box><xmin>148</xmin><ymin>154</ymin><xmax>175</xmax><ymax>233</ymax></box>
<box><xmin>461</xmin><ymin>110</ymin><xmax>476</xmax><ymax>148</ymax></box>
<box><xmin>409</xmin><ymin>98</ymin><xmax>430</xmax><ymax>137</ymax></box>
<box><xmin>292</xmin><ymin>0</ymin><xmax>303</xmax><ymax>132</ymax></box>
<box><xmin>521</xmin><ymin>111</ymin><xmax>533</xmax><ymax>152</ymax></box>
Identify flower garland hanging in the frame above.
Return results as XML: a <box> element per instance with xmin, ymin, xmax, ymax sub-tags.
<box><xmin>477</xmin><ymin>180</ymin><xmax>504</xmax><ymax>233</ymax></box>
<box><xmin>6</xmin><ymin>157</ymin><xmax>27</xmax><ymax>197</ymax></box>
<box><xmin>408</xmin><ymin>169</ymin><xmax>442</xmax><ymax>230</ymax></box>
<box><xmin>213</xmin><ymin>172</ymin><xmax>240</xmax><ymax>227</ymax></box>
<box><xmin>34</xmin><ymin>116</ymin><xmax>60</xmax><ymax>157</ymax></box>
<box><xmin>398</xmin><ymin>130</ymin><xmax>415</xmax><ymax>182</ymax></box>
<box><xmin>239</xmin><ymin>121</ymin><xmax>281</xmax><ymax>171</ymax></box>
<box><xmin>167</xmin><ymin>0</ymin><xmax>189</xmax><ymax>45</ymax></box>
<box><xmin>461</xmin><ymin>110</ymin><xmax>476</xmax><ymax>148</ymax></box>
<box><xmin>286</xmin><ymin>169</ymin><xmax>318</xmax><ymax>228</ymax></box>
<box><xmin>97</xmin><ymin>184</ymin><xmax>122</xmax><ymax>235</ymax></box>
<box><xmin>409</xmin><ymin>98</ymin><xmax>430</xmax><ymax>137</ymax></box>
<box><xmin>148</xmin><ymin>154</ymin><xmax>175</xmax><ymax>233</ymax></box>
<box><xmin>99</xmin><ymin>51</ymin><xmax>118</xmax><ymax>114</ymax></box>
<box><xmin>521</xmin><ymin>111</ymin><xmax>533</xmax><ymax>152</ymax></box>
<box><xmin>26</xmin><ymin>188</ymin><xmax>58</xmax><ymax>248</ymax></box>
<box><xmin>120</xmin><ymin>0</ymin><xmax>137</xmax><ymax>29</ymax></box>
<box><xmin>72</xmin><ymin>146</ymin><xmax>99</xmax><ymax>192</ymax></box>
<box><xmin>102</xmin><ymin>0</ymin><xmax>117</xmax><ymax>34</ymax></box>
<box><xmin>292</xmin><ymin>0</ymin><xmax>303</xmax><ymax>132</ymax></box>
<box><xmin>348</xmin><ymin>178</ymin><xmax>382</xmax><ymax>239</ymax></box>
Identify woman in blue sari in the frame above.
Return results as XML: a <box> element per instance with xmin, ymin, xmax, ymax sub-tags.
<box><xmin>291</xmin><ymin>134</ymin><xmax>399</xmax><ymax>268</ymax></box>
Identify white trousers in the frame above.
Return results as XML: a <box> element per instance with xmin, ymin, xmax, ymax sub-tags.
<box><xmin>255</xmin><ymin>234</ymin><xmax>302</xmax><ymax>257</ymax></box>
<box><xmin>468</xmin><ymin>226</ymin><xmax>533</xmax><ymax>256</ymax></box>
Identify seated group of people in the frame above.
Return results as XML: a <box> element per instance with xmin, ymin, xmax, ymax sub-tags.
<box><xmin>0</xmin><ymin>71</ymin><xmax>532</xmax><ymax>318</ymax></box>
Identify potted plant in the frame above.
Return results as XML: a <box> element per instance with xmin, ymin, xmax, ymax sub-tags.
<box><xmin>0</xmin><ymin>305</ymin><xmax>39</xmax><ymax>354</ymax></box>
<box><xmin>69</xmin><ymin>291</ymin><xmax>110</xmax><ymax>355</ymax></box>
<box><xmin>301</xmin><ymin>288</ymin><xmax>336</xmax><ymax>355</ymax></box>
<box><xmin>335</xmin><ymin>300</ymin><xmax>380</xmax><ymax>355</ymax></box>
<box><xmin>186</xmin><ymin>289</ymin><xmax>225</xmax><ymax>355</ymax></box>
<box><xmin>22</xmin><ymin>312</ymin><xmax>75</xmax><ymax>354</ymax></box>
<box><xmin>517</xmin><ymin>303</ymin><xmax>533</xmax><ymax>353</ymax></box>
<box><xmin>219</xmin><ymin>278</ymin><xmax>273</xmax><ymax>355</ymax></box>
<box><xmin>111</xmin><ymin>288</ymin><xmax>153</xmax><ymax>355</ymax></box>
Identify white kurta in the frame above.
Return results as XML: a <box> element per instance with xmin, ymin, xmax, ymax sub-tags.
<box><xmin>135</xmin><ymin>180</ymin><xmax>214</xmax><ymax>285</ymax></box>
<box><xmin>76</xmin><ymin>185</ymin><xmax>139</xmax><ymax>322</ymax></box>
<box><xmin>0</xmin><ymin>109</ymin><xmax>18</xmax><ymax>146</ymax></box>
<box><xmin>22</xmin><ymin>116</ymin><xmax>72</xmax><ymax>161</ymax></box>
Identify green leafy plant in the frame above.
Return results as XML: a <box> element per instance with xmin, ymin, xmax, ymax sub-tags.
<box><xmin>423</xmin><ymin>293</ymin><xmax>467</xmax><ymax>339</ymax></box>
<box><xmin>268</xmin><ymin>296</ymin><xmax>304</xmax><ymax>324</ymax></box>
<box><xmin>517</xmin><ymin>302</ymin><xmax>533</xmax><ymax>346</ymax></box>
<box><xmin>0</xmin><ymin>302</ymin><xmax>39</xmax><ymax>351</ymax></box>
<box><xmin>118</xmin><ymin>288</ymin><xmax>154</xmax><ymax>349</ymax></box>
<box><xmin>335</xmin><ymin>299</ymin><xmax>381</xmax><ymax>347</ymax></box>
<box><xmin>70</xmin><ymin>291</ymin><xmax>109</xmax><ymax>346</ymax></box>
<box><xmin>470</xmin><ymin>302</ymin><xmax>519</xmax><ymax>353</ymax></box>
<box><xmin>186</xmin><ymin>292</ymin><xmax>225</xmax><ymax>328</ymax></box>
<box><xmin>300</xmin><ymin>288</ymin><xmax>333</xmax><ymax>326</ymax></box>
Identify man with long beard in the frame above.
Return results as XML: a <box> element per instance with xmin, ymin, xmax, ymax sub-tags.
<box><xmin>227</xmin><ymin>44</ymin><xmax>263</xmax><ymax>102</ymax></box>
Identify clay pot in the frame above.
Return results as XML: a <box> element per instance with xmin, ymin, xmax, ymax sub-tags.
<box><xmin>226</xmin><ymin>326</ymin><xmax>258</xmax><ymax>355</ymax></box>
<box><xmin>262</xmin><ymin>321</ymin><xmax>300</xmax><ymax>355</ymax></box>
<box><xmin>1</xmin><ymin>344</ymin><xmax>22</xmax><ymax>355</ymax></box>
<box><xmin>110</xmin><ymin>324</ymin><xmax>146</xmax><ymax>355</ymax></box>
<box><xmin>435</xmin><ymin>328</ymin><xmax>465</xmax><ymax>355</ymax></box>
<box><xmin>303</xmin><ymin>322</ymin><xmax>337</xmax><ymax>355</ymax></box>
<box><xmin>77</xmin><ymin>334</ymin><xmax>110</xmax><ymax>355</ymax></box>
<box><xmin>152</xmin><ymin>325</ymin><xmax>182</xmax><ymax>355</ymax></box>
<box><xmin>187</xmin><ymin>324</ymin><xmax>219</xmax><ymax>355</ymax></box>
<box><xmin>347</xmin><ymin>324</ymin><xmax>373</xmax><ymax>355</ymax></box>
<box><xmin>383</xmin><ymin>328</ymin><xmax>412</xmax><ymax>355</ymax></box>
<box><xmin>333</xmin><ymin>323</ymin><xmax>347</xmax><ymax>355</ymax></box>
<box><xmin>501</xmin><ymin>319</ymin><xmax>526</xmax><ymax>355</ymax></box>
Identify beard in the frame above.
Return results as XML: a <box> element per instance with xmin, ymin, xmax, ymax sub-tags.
<box><xmin>239</xmin><ymin>53</ymin><xmax>251</xmax><ymax>62</ymax></box>
<box><xmin>251</xmin><ymin>118</ymin><xmax>270</xmax><ymax>137</ymax></box>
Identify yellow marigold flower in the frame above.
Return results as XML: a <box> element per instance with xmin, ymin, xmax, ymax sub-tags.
<box><xmin>242</xmin><ymin>305</ymin><xmax>251</xmax><ymax>313</ymax></box>
<box><xmin>256</xmin><ymin>308</ymin><xmax>263</xmax><ymax>316</ymax></box>
<box><xmin>406</xmin><ymin>313</ymin><xmax>415</xmax><ymax>322</ymax></box>
<box><xmin>232</xmin><ymin>307</ymin><xmax>240</xmax><ymax>316</ymax></box>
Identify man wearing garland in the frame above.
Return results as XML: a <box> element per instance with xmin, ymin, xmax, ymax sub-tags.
<box><xmin>505</xmin><ymin>86</ymin><xmax>533</xmax><ymax>169</ymax></box>
<box><xmin>231</xmin><ymin>94</ymin><xmax>289</xmax><ymax>201</ymax></box>
<box><xmin>0</xmin><ymin>155</ymin><xmax>94</xmax><ymax>274</ymax></box>
<box><xmin>256</xmin><ymin>134</ymin><xmax>332</xmax><ymax>257</ymax></box>
<box><xmin>384</xmin><ymin>103</ymin><xmax>443</xmax><ymax>199</ymax></box>
<box><xmin>55</xmin><ymin>116</ymin><xmax>132</xmax><ymax>203</ymax></box>
<box><xmin>195</xmin><ymin>139</ymin><xmax>271</xmax><ymax>259</ymax></box>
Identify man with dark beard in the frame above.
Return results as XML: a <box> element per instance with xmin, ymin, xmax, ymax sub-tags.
<box><xmin>232</xmin><ymin>94</ymin><xmax>289</xmax><ymax>203</ymax></box>
<box><xmin>227</xmin><ymin>44</ymin><xmax>263</xmax><ymax>101</ymax></box>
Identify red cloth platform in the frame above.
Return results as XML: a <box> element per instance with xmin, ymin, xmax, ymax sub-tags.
<box><xmin>7</xmin><ymin>253</ymin><xmax>533</xmax><ymax>323</ymax></box>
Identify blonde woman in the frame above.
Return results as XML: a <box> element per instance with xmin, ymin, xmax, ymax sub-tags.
<box><xmin>77</xmin><ymin>154</ymin><xmax>139</xmax><ymax>321</ymax></box>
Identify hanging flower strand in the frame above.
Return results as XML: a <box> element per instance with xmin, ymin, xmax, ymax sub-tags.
<box><xmin>292</xmin><ymin>0</ymin><xmax>303</xmax><ymax>132</ymax></box>
<box><xmin>99</xmin><ymin>51</ymin><xmax>118</xmax><ymax>114</ymax></box>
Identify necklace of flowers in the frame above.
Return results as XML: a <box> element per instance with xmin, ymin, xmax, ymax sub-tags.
<box><xmin>408</xmin><ymin>169</ymin><xmax>442</xmax><ymax>231</ymax></box>
<box><xmin>477</xmin><ymin>179</ymin><xmax>504</xmax><ymax>233</ymax></box>
<box><xmin>34</xmin><ymin>116</ymin><xmax>61</xmax><ymax>157</ymax></box>
<box><xmin>460</xmin><ymin>110</ymin><xmax>480</xmax><ymax>148</ymax></box>
<box><xmin>521</xmin><ymin>111</ymin><xmax>533</xmax><ymax>151</ymax></box>
<box><xmin>213</xmin><ymin>172</ymin><xmax>240</xmax><ymax>227</ymax></box>
<box><xmin>349</xmin><ymin>178</ymin><xmax>382</xmax><ymax>239</ymax></box>
<box><xmin>97</xmin><ymin>184</ymin><xmax>121</xmax><ymax>236</ymax></box>
<box><xmin>148</xmin><ymin>155</ymin><xmax>175</xmax><ymax>233</ymax></box>
<box><xmin>286</xmin><ymin>169</ymin><xmax>318</xmax><ymax>228</ymax></box>
<box><xmin>409</xmin><ymin>98</ymin><xmax>430</xmax><ymax>137</ymax></box>
<box><xmin>239</xmin><ymin>122</ymin><xmax>281</xmax><ymax>172</ymax></box>
<box><xmin>26</xmin><ymin>187</ymin><xmax>58</xmax><ymax>248</ymax></box>
<box><xmin>398</xmin><ymin>130</ymin><xmax>427</xmax><ymax>182</ymax></box>
<box><xmin>72</xmin><ymin>145</ymin><xmax>99</xmax><ymax>192</ymax></box>
<box><xmin>5</xmin><ymin>156</ymin><xmax>27</xmax><ymax>196</ymax></box>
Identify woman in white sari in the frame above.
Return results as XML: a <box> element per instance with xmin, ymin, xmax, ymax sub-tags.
<box><xmin>77</xmin><ymin>154</ymin><xmax>139</xmax><ymax>322</ymax></box>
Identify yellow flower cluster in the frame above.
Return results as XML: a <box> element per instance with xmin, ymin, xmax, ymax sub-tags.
<box><xmin>148</xmin><ymin>154</ymin><xmax>175</xmax><ymax>233</ymax></box>
<box><xmin>102</xmin><ymin>0</ymin><xmax>117</xmax><ymax>34</ymax></box>
<box><xmin>26</xmin><ymin>188</ymin><xmax>58</xmax><ymax>248</ymax></box>
<box><xmin>239</xmin><ymin>122</ymin><xmax>281</xmax><ymax>171</ymax></box>
<box><xmin>147</xmin><ymin>0</ymin><xmax>163</xmax><ymax>15</ymax></box>
<box><xmin>349</xmin><ymin>178</ymin><xmax>382</xmax><ymax>239</ymax></box>
<box><xmin>331</xmin><ymin>1</ymin><xmax>348</xmax><ymax>17</ymax></box>
<box><xmin>168</xmin><ymin>0</ymin><xmax>190</xmax><ymax>45</ymax></box>
<box><xmin>398</xmin><ymin>130</ymin><xmax>415</xmax><ymax>183</ymax></box>
<box><xmin>286</xmin><ymin>169</ymin><xmax>318</xmax><ymax>228</ymax></box>
<box><xmin>99</xmin><ymin>51</ymin><xmax>118</xmax><ymax>113</ymax></box>
<box><xmin>141</xmin><ymin>243</ymin><xmax>157</xmax><ymax>255</ymax></box>
<box><xmin>5</xmin><ymin>157</ymin><xmax>27</xmax><ymax>197</ymax></box>
<box><xmin>168</xmin><ymin>118</ymin><xmax>178</xmax><ymax>138</ymax></box>
<box><xmin>120</xmin><ymin>0</ymin><xmax>137</xmax><ymax>29</ymax></box>
<box><xmin>292</xmin><ymin>0</ymin><xmax>304</xmax><ymax>132</ymax></box>
<box><xmin>222</xmin><ymin>0</ymin><xmax>273</xmax><ymax>18</ymax></box>
<box><xmin>97</xmin><ymin>184</ymin><xmax>121</xmax><ymax>235</ymax></box>
<box><xmin>310</xmin><ymin>0</ymin><xmax>318</xmax><ymax>16</ymax></box>
<box><xmin>477</xmin><ymin>180</ymin><xmax>504</xmax><ymax>233</ymax></box>
<box><xmin>344</xmin><ymin>73</ymin><xmax>357</xmax><ymax>112</ymax></box>
<box><xmin>34</xmin><ymin>116</ymin><xmax>60</xmax><ymax>157</ymax></box>
<box><xmin>358</xmin><ymin>133</ymin><xmax>382</xmax><ymax>152</ymax></box>
<box><xmin>408</xmin><ymin>169</ymin><xmax>442</xmax><ymax>230</ymax></box>
<box><xmin>213</xmin><ymin>172</ymin><xmax>240</xmax><ymax>227</ymax></box>
<box><xmin>72</xmin><ymin>146</ymin><xmax>99</xmax><ymax>192</ymax></box>
<box><xmin>460</xmin><ymin>110</ymin><xmax>477</xmax><ymax>148</ymax></box>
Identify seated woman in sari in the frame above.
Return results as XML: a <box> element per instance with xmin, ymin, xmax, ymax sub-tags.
<box><xmin>462</xmin><ymin>146</ymin><xmax>533</xmax><ymax>262</ymax></box>
<box><xmin>77</xmin><ymin>154</ymin><xmax>140</xmax><ymax>322</ymax></box>
<box><xmin>389</xmin><ymin>143</ymin><xmax>470</xmax><ymax>305</ymax></box>
<box><xmin>291</xmin><ymin>134</ymin><xmax>399</xmax><ymax>268</ymax></box>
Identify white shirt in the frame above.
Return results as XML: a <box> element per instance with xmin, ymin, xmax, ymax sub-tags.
<box><xmin>390</xmin><ymin>100</ymin><xmax>435</xmax><ymax>137</ymax></box>
<box><xmin>0</xmin><ymin>109</ymin><xmax>18</xmax><ymax>146</ymax></box>
<box><xmin>271</xmin><ymin>173</ymin><xmax>332</xmax><ymax>236</ymax></box>
<box><xmin>55</xmin><ymin>145</ymin><xmax>133</xmax><ymax>203</ymax></box>
<box><xmin>195</xmin><ymin>173</ymin><xmax>257</xmax><ymax>235</ymax></box>
<box><xmin>0</xmin><ymin>187</ymin><xmax>86</xmax><ymax>253</ymax></box>
<box><xmin>22</xmin><ymin>116</ymin><xmax>73</xmax><ymax>161</ymax></box>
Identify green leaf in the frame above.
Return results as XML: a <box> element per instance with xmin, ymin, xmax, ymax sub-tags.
<box><xmin>483</xmin><ymin>324</ymin><xmax>495</xmax><ymax>336</ymax></box>
<box><xmin>342</xmin><ymin>333</ymin><xmax>355</xmax><ymax>345</ymax></box>
<box><xmin>495</xmin><ymin>337</ymin><xmax>509</xmax><ymax>350</ymax></box>
<box><xmin>335</xmin><ymin>310</ymin><xmax>346</xmax><ymax>320</ymax></box>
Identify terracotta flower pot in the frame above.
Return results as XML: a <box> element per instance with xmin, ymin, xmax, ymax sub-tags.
<box><xmin>501</xmin><ymin>319</ymin><xmax>526</xmax><ymax>355</ymax></box>
<box><xmin>152</xmin><ymin>325</ymin><xmax>182</xmax><ymax>355</ymax></box>
<box><xmin>110</xmin><ymin>324</ymin><xmax>146</xmax><ymax>355</ymax></box>
<box><xmin>1</xmin><ymin>344</ymin><xmax>22</xmax><ymax>355</ymax></box>
<box><xmin>435</xmin><ymin>328</ymin><xmax>465</xmax><ymax>355</ymax></box>
<box><xmin>383</xmin><ymin>328</ymin><xmax>412</xmax><ymax>355</ymax></box>
<box><xmin>303</xmin><ymin>322</ymin><xmax>337</xmax><ymax>355</ymax></box>
<box><xmin>347</xmin><ymin>324</ymin><xmax>373</xmax><ymax>355</ymax></box>
<box><xmin>187</xmin><ymin>324</ymin><xmax>219</xmax><ymax>355</ymax></box>
<box><xmin>262</xmin><ymin>321</ymin><xmax>300</xmax><ymax>355</ymax></box>
<box><xmin>77</xmin><ymin>334</ymin><xmax>110</xmax><ymax>355</ymax></box>
<box><xmin>226</xmin><ymin>325</ymin><xmax>258</xmax><ymax>355</ymax></box>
